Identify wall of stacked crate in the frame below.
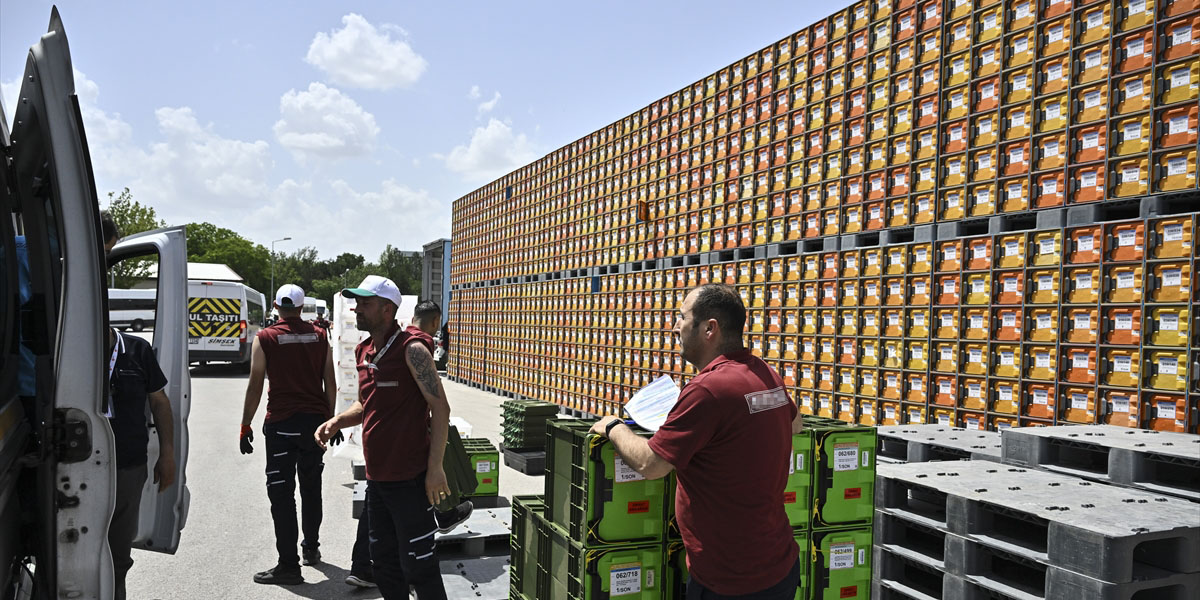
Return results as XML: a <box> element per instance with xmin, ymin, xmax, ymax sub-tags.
<box><xmin>449</xmin><ymin>0</ymin><xmax>1200</xmax><ymax>433</ymax></box>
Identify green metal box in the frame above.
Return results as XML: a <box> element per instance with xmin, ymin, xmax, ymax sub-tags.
<box><xmin>808</xmin><ymin>526</ymin><xmax>872</xmax><ymax>600</ymax></box>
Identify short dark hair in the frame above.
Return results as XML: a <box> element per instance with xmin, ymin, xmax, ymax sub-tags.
<box><xmin>690</xmin><ymin>284</ymin><xmax>745</xmax><ymax>338</ymax></box>
<box><xmin>100</xmin><ymin>211</ymin><xmax>119</xmax><ymax>243</ymax></box>
<box><xmin>413</xmin><ymin>300</ymin><xmax>441</xmax><ymax>323</ymax></box>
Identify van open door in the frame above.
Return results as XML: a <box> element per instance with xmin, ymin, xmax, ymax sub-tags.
<box><xmin>108</xmin><ymin>227</ymin><xmax>191</xmax><ymax>553</ymax></box>
<box><xmin>5</xmin><ymin>7</ymin><xmax>116</xmax><ymax>597</ymax></box>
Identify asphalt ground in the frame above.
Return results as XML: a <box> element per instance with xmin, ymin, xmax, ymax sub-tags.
<box><xmin>126</xmin><ymin>365</ymin><xmax>543</xmax><ymax>599</ymax></box>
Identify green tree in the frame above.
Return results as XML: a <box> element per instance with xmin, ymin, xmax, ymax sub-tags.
<box><xmin>105</xmin><ymin>188</ymin><xmax>165</xmax><ymax>288</ymax></box>
<box><xmin>183</xmin><ymin>222</ymin><xmax>272</xmax><ymax>294</ymax></box>
<box><xmin>377</xmin><ymin>245</ymin><xmax>422</xmax><ymax>295</ymax></box>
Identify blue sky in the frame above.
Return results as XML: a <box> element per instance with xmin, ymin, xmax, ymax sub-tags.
<box><xmin>2</xmin><ymin>1</ymin><xmax>852</xmax><ymax>259</ymax></box>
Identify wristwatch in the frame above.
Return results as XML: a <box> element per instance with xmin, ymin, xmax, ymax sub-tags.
<box><xmin>604</xmin><ymin>419</ymin><xmax>624</xmax><ymax>438</ymax></box>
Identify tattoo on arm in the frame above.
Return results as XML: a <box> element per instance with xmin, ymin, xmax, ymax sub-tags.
<box><xmin>406</xmin><ymin>344</ymin><xmax>442</xmax><ymax>397</ymax></box>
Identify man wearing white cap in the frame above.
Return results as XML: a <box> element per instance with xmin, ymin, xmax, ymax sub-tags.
<box><xmin>315</xmin><ymin>275</ymin><xmax>451</xmax><ymax>599</ymax></box>
<box><xmin>241</xmin><ymin>284</ymin><xmax>339</xmax><ymax>585</ymax></box>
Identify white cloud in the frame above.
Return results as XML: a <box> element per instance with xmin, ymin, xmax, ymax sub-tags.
<box><xmin>305</xmin><ymin>13</ymin><xmax>427</xmax><ymax>90</ymax></box>
<box><xmin>1</xmin><ymin>78</ymin><xmax>19</xmax><ymax>125</ymax></box>
<box><xmin>467</xmin><ymin>85</ymin><xmax>481</xmax><ymax>100</ymax></box>
<box><xmin>273</xmin><ymin>82</ymin><xmax>379</xmax><ymax>162</ymax></box>
<box><xmin>2</xmin><ymin>69</ymin><xmax>131</xmax><ymax>145</ymax></box>
<box><xmin>442</xmin><ymin>118</ymin><xmax>539</xmax><ymax>182</ymax></box>
<box><xmin>476</xmin><ymin>91</ymin><xmax>501</xmax><ymax>116</ymax></box>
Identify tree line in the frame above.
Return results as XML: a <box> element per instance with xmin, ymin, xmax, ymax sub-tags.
<box><xmin>106</xmin><ymin>188</ymin><xmax>423</xmax><ymax>305</ymax></box>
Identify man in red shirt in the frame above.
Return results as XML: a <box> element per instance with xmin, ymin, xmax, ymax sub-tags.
<box><xmin>240</xmin><ymin>284</ymin><xmax>338</xmax><ymax>585</ymax></box>
<box><xmin>315</xmin><ymin>276</ymin><xmax>451</xmax><ymax>600</ymax></box>
<box><xmin>592</xmin><ymin>283</ymin><xmax>803</xmax><ymax>599</ymax></box>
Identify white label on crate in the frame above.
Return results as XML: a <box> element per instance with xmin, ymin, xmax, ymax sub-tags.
<box><xmin>980</xmin><ymin>119</ymin><xmax>994</xmax><ymax>135</ymax></box>
<box><xmin>610</xmin><ymin>564</ymin><xmax>641</xmax><ymax>596</ymax></box>
<box><xmin>834</xmin><ymin>443</ymin><xmax>859</xmax><ymax>472</ymax></box>
<box><xmin>1083</xmin><ymin>51</ymin><xmax>1103</xmax><ymax>71</ymax></box>
<box><xmin>979</xmin><ymin>153</ymin><xmax>993</xmax><ymax>170</ymax></box>
<box><xmin>899</xmin><ymin>77</ymin><xmax>911</xmax><ymax>92</ymax></box>
<box><xmin>944</xmin><ymin>246</ymin><xmax>957</xmax><ymax>261</ymax></box>
<box><xmin>1124</xmin><ymin>122</ymin><xmax>1142</xmax><ymax>140</ymax></box>
<box><xmin>999</xmin><ymin>387</ymin><xmax>1013</xmax><ymax>401</ymax></box>
<box><xmin>1084</xmin><ymin>91</ymin><xmax>1102</xmax><ymax>109</ymax></box>
<box><xmin>982</xmin><ymin>48</ymin><xmax>996</xmax><ymax>66</ymax></box>
<box><xmin>1049</xmin><ymin>26</ymin><xmax>1064</xmax><ymax>43</ymax></box>
<box><xmin>613</xmin><ymin>456</ymin><xmax>646</xmax><ymax>483</ymax></box>
<box><xmin>1116</xmin><ymin>313</ymin><xmax>1134</xmax><ymax>329</ymax></box>
<box><xmin>1075</xmin><ymin>312</ymin><xmax>1094</xmax><ymax>331</ymax></box>
<box><xmin>830</xmin><ymin>542</ymin><xmax>856</xmax><ymax>570</ymax></box>
<box><xmin>1168</xmin><ymin>157</ymin><xmax>1188</xmax><ymax>176</ymax></box>
<box><xmin>1171</xmin><ymin>67</ymin><xmax>1189</xmax><ymax>88</ymax></box>
<box><xmin>1072</xmin><ymin>393</ymin><xmax>1089</xmax><ymax>410</ymax></box>
<box><xmin>1130</xmin><ymin>0</ymin><xmax>1147</xmax><ymax>13</ymax></box>
<box><xmin>944</xmin><ymin>279</ymin><xmax>957</xmax><ymax>294</ymax></box>
<box><xmin>1045</xmin><ymin>139</ymin><xmax>1061</xmax><ymax>157</ymax></box>
<box><xmin>1157</xmin><ymin>402</ymin><xmax>1177</xmax><ymax>420</ymax></box>
<box><xmin>983</xmin><ymin>13</ymin><xmax>998</xmax><ymax>30</ymax></box>
<box><xmin>1046</xmin><ymin>102</ymin><xmax>1062</xmax><ymax>120</ymax></box>
<box><xmin>1078</xmin><ymin>234</ymin><xmax>1095</xmax><ymax>252</ymax></box>
<box><xmin>971</xmin><ymin>315</ymin><xmax>985</xmax><ymax>330</ymax></box>
<box><xmin>1126</xmin><ymin>78</ymin><xmax>1144</xmax><ymax>99</ymax></box>
<box><xmin>999</xmin><ymin>352</ymin><xmax>1015</xmax><ymax>366</ymax></box>
<box><xmin>890</xmin><ymin>281</ymin><xmax>902</xmax><ymax>295</ymax></box>
<box><xmin>915</xmin><ymin>281</ymin><xmax>928</xmax><ymax>296</ymax></box>
<box><xmin>968</xmin><ymin>383</ymin><xmax>982</xmax><ymax>398</ymax></box>
<box><xmin>1004</xmin><ymin>240</ymin><xmax>1019</xmax><ymax>256</ymax></box>
<box><xmin>1086</xmin><ymin>10</ymin><xmax>1102</xmax><ymax>29</ymax></box>
<box><xmin>941</xmin><ymin>345</ymin><xmax>954</xmax><ymax>360</ymax></box>
<box><xmin>1159</xmin><ymin>356</ymin><xmax>1179</xmax><ymax>375</ymax></box>
<box><xmin>1016</xmin><ymin>2</ymin><xmax>1031</xmax><ymax>19</ymax></box>
<box><xmin>842</xmin><ymin>372</ymin><xmax>854</xmax><ymax>385</ymax></box>
<box><xmin>937</xmin><ymin>413</ymin><xmax>952</xmax><ymax>425</ymax></box>
<box><xmin>1083</xmin><ymin>131</ymin><xmax>1100</xmax><ymax>148</ymax></box>
<box><xmin>864</xmin><ymin>344</ymin><xmax>876</xmax><ymax>357</ymax></box>
<box><xmin>1163</xmin><ymin>268</ymin><xmax>1183</xmax><ymax>287</ymax></box>
<box><xmin>1173</xmin><ymin>25</ymin><xmax>1192</xmax><ymax>46</ymax></box>
<box><xmin>1073</xmin><ymin>352</ymin><xmax>1090</xmax><ymax>368</ymax></box>
<box><xmin>1038</xmin><ymin>275</ymin><xmax>1053</xmax><ymax>291</ymax></box>
<box><xmin>1114</xmin><ymin>356</ymin><xmax>1132</xmax><ymax>372</ymax></box>
<box><xmin>1081</xmin><ymin>171</ymin><xmax>1098</xmax><ymax>188</ymax></box>
<box><xmin>1117</xmin><ymin>272</ymin><xmax>1136</xmax><ymax>289</ymax></box>
<box><xmin>1113</xmin><ymin>395</ymin><xmax>1131</xmax><ymax>413</ymax></box>
<box><xmin>1036</xmin><ymin>353</ymin><xmax>1051</xmax><ymax>369</ymax></box>
<box><xmin>922</xmin><ymin>100</ymin><xmax>934</xmax><ymax>117</ymax></box>
<box><xmin>972</xmin><ymin>279</ymin><xmax>987</xmax><ymax>294</ymax></box>
<box><xmin>1011</xmin><ymin>148</ymin><xmax>1026</xmax><ymax>164</ymax></box>
<box><xmin>1039</xmin><ymin>238</ymin><xmax>1055</xmax><ymax>254</ymax></box>
<box><xmin>977</xmin><ymin>188</ymin><xmax>991</xmax><ymax>203</ymax></box>
<box><xmin>913</xmin><ymin>345</ymin><xmax>924</xmax><ymax>360</ymax></box>
<box><xmin>1004</xmin><ymin>278</ymin><xmax>1019</xmax><ymax>293</ymax></box>
<box><xmin>476</xmin><ymin>460</ymin><xmax>492</xmax><ymax>474</ymax></box>
<box><xmin>1126</xmin><ymin>37</ymin><xmax>1144</xmax><ymax>57</ymax></box>
<box><xmin>1002</xmin><ymin>313</ymin><xmax>1017</xmax><ymax>327</ymax></box>
<box><xmin>948</xmin><ymin>193</ymin><xmax>961</xmax><ymax>208</ymax></box>
<box><xmin>1030</xmin><ymin>390</ymin><xmax>1049</xmax><ymax>407</ymax></box>
<box><xmin>1160</xmin><ymin>313</ymin><xmax>1180</xmax><ymax>331</ymax></box>
<box><xmin>1167</xmin><ymin>115</ymin><xmax>1190</xmax><ymax>136</ymax></box>
<box><xmin>1014</xmin><ymin>73</ymin><xmax>1029</xmax><ymax>91</ymax></box>
<box><xmin>795</xmin><ymin>451</ymin><xmax>805</xmax><ymax>473</ymax></box>
<box><xmin>939</xmin><ymin>379</ymin><xmax>953</xmax><ymax>394</ymax></box>
<box><xmin>1043</xmin><ymin>179</ymin><xmax>1059</xmax><ymax>195</ymax></box>
<box><xmin>1122</xmin><ymin>166</ymin><xmax>1140</xmax><ymax>183</ymax></box>
<box><xmin>1038</xmin><ymin>314</ymin><xmax>1052</xmax><ymax>329</ymax></box>
<box><xmin>911</xmin><ymin>378</ymin><xmax>923</xmax><ymax>391</ymax></box>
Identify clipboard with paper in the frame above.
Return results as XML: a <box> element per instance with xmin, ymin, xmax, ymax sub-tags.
<box><xmin>622</xmin><ymin>374</ymin><xmax>682</xmax><ymax>432</ymax></box>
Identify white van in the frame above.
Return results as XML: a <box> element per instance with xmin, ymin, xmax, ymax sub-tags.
<box><xmin>1</xmin><ymin>11</ymin><xmax>191</xmax><ymax>594</ymax></box>
<box><xmin>108</xmin><ymin>288</ymin><xmax>157</xmax><ymax>331</ymax></box>
<box><xmin>187</xmin><ymin>280</ymin><xmax>266</xmax><ymax>365</ymax></box>
<box><xmin>301</xmin><ymin>295</ymin><xmax>318</xmax><ymax>321</ymax></box>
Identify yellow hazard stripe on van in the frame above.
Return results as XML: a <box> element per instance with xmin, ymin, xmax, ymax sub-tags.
<box><xmin>188</xmin><ymin>297</ymin><xmax>241</xmax><ymax>314</ymax></box>
<box><xmin>189</xmin><ymin>320</ymin><xmax>243</xmax><ymax>338</ymax></box>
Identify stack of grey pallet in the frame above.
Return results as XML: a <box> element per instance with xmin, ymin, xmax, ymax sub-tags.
<box><xmin>876</xmin><ymin>425</ymin><xmax>1002</xmax><ymax>464</ymax></box>
<box><xmin>873</xmin><ymin>461</ymin><xmax>1200</xmax><ymax>599</ymax></box>
<box><xmin>1000</xmin><ymin>425</ymin><xmax>1200</xmax><ymax>502</ymax></box>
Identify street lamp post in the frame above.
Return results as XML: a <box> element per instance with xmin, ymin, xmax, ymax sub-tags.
<box><xmin>270</xmin><ymin>236</ymin><xmax>292</xmax><ymax>298</ymax></box>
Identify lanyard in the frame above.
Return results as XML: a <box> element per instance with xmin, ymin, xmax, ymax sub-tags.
<box><xmin>105</xmin><ymin>329</ymin><xmax>123</xmax><ymax>418</ymax></box>
<box><xmin>366</xmin><ymin>328</ymin><xmax>401</xmax><ymax>371</ymax></box>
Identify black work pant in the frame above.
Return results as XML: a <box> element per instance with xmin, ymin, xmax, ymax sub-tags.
<box><xmin>109</xmin><ymin>463</ymin><xmax>147</xmax><ymax>600</ymax></box>
<box><xmin>686</xmin><ymin>558</ymin><xmax>801</xmax><ymax>600</ymax></box>
<box><xmin>367</xmin><ymin>475</ymin><xmax>447</xmax><ymax>600</ymax></box>
<box><xmin>263</xmin><ymin>412</ymin><xmax>325</xmax><ymax>566</ymax></box>
<box><xmin>351</xmin><ymin>487</ymin><xmax>372</xmax><ymax>573</ymax></box>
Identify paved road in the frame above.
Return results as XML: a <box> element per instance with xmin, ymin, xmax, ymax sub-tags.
<box><xmin>127</xmin><ymin>365</ymin><xmax>541</xmax><ymax>599</ymax></box>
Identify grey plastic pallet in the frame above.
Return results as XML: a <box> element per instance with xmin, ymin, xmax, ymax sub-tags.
<box><xmin>351</xmin><ymin>458</ymin><xmax>365</xmax><ymax>481</ymax></box>
<box><xmin>440</xmin><ymin>555</ymin><xmax>510</xmax><ymax>600</ymax></box>
<box><xmin>874</xmin><ymin>544</ymin><xmax>961</xmax><ymax>600</ymax></box>
<box><xmin>1000</xmin><ymin>425</ymin><xmax>1200</xmax><ymax>501</ymax></box>
<box><xmin>945</xmin><ymin>533</ymin><xmax>1200</xmax><ymax>600</ymax></box>
<box><xmin>877</xmin><ymin>425</ymin><xmax>1002</xmax><ymax>463</ymax></box>
<box><xmin>436</xmin><ymin>507</ymin><xmax>513</xmax><ymax>556</ymax></box>
<box><xmin>876</xmin><ymin>461</ymin><xmax>1200</xmax><ymax>583</ymax></box>
<box><xmin>874</xmin><ymin>510</ymin><xmax>948</xmax><ymax>571</ymax></box>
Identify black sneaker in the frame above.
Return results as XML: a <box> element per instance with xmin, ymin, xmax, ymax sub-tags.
<box><xmin>344</xmin><ymin>568</ymin><xmax>376</xmax><ymax>588</ymax></box>
<box><xmin>253</xmin><ymin>564</ymin><xmax>303</xmax><ymax>585</ymax></box>
<box><xmin>301</xmin><ymin>546</ymin><xmax>321</xmax><ymax>566</ymax></box>
<box><xmin>435</xmin><ymin>500</ymin><xmax>474</xmax><ymax>533</ymax></box>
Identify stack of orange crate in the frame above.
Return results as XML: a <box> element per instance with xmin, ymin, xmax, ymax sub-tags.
<box><xmin>447</xmin><ymin>0</ymin><xmax>1200</xmax><ymax>433</ymax></box>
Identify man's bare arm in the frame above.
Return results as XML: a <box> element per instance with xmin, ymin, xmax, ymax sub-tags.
<box><xmin>148</xmin><ymin>388</ymin><xmax>176</xmax><ymax>491</ymax></box>
<box><xmin>406</xmin><ymin>342</ymin><xmax>451</xmax><ymax>505</ymax></box>
<box><xmin>322</xmin><ymin>344</ymin><xmax>337</xmax><ymax>414</ymax></box>
<box><xmin>240</xmin><ymin>337</ymin><xmax>267</xmax><ymax>426</ymax></box>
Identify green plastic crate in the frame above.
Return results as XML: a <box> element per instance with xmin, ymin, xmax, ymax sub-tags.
<box><xmin>663</xmin><ymin>529</ymin><xmax>809</xmax><ymax>598</ymax></box>
<box><xmin>808</xmin><ymin>526</ymin><xmax>871</xmax><ymax>600</ymax></box>
<box><xmin>463</xmin><ymin>438</ymin><xmax>500</xmax><ymax>496</ymax></box>
<box><xmin>808</xmin><ymin>422</ymin><xmax>875</xmax><ymax>529</ymax></box>
<box><xmin>785</xmin><ymin>430</ymin><xmax>814</xmax><ymax>529</ymax></box>
<box><xmin>543</xmin><ymin>518</ymin><xmax>663</xmax><ymax>600</ymax></box>
<box><xmin>546</xmin><ymin>419</ymin><xmax>667</xmax><ymax>546</ymax></box>
<box><xmin>511</xmin><ymin>495</ymin><xmax>545</xmax><ymax>599</ymax></box>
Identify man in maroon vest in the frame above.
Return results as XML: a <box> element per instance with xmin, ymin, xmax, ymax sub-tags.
<box><xmin>240</xmin><ymin>284</ymin><xmax>338</xmax><ymax>585</ymax></box>
<box><xmin>315</xmin><ymin>275</ymin><xmax>451</xmax><ymax>599</ymax></box>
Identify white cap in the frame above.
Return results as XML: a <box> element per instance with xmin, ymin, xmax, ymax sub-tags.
<box><xmin>275</xmin><ymin>284</ymin><xmax>305</xmax><ymax>309</ymax></box>
<box><xmin>342</xmin><ymin>275</ymin><xmax>402</xmax><ymax>309</ymax></box>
